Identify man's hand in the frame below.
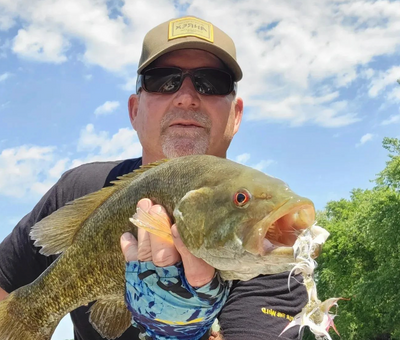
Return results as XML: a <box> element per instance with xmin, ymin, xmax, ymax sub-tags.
<box><xmin>120</xmin><ymin>199</ymin><xmax>231</xmax><ymax>340</ymax></box>
<box><xmin>120</xmin><ymin>198</ymin><xmax>215</xmax><ymax>287</ymax></box>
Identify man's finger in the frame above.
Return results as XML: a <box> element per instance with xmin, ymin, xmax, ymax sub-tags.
<box><xmin>149</xmin><ymin>204</ymin><xmax>181</xmax><ymax>267</ymax></box>
<box><xmin>137</xmin><ymin>199</ymin><xmax>153</xmax><ymax>261</ymax></box>
<box><xmin>171</xmin><ymin>224</ymin><xmax>215</xmax><ymax>287</ymax></box>
<box><xmin>120</xmin><ymin>232</ymin><xmax>138</xmax><ymax>262</ymax></box>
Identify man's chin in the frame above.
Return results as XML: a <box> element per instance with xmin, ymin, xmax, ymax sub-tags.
<box><xmin>162</xmin><ymin>139</ymin><xmax>209</xmax><ymax>159</ymax></box>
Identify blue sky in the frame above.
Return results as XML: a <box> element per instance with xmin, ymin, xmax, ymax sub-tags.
<box><xmin>0</xmin><ymin>0</ymin><xmax>399</xmax><ymax>338</ymax></box>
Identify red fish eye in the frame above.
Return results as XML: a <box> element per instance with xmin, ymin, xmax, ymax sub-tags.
<box><xmin>234</xmin><ymin>190</ymin><xmax>251</xmax><ymax>207</ymax></box>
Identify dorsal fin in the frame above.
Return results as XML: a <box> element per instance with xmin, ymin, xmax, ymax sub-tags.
<box><xmin>30</xmin><ymin>159</ymin><xmax>170</xmax><ymax>256</ymax></box>
<box><xmin>110</xmin><ymin>158</ymin><xmax>169</xmax><ymax>184</ymax></box>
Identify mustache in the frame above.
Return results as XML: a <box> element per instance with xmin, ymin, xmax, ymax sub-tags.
<box><xmin>160</xmin><ymin>110</ymin><xmax>212</xmax><ymax>132</ymax></box>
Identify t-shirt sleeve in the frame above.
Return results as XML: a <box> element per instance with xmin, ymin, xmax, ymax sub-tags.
<box><xmin>0</xmin><ymin>186</ymin><xmax>59</xmax><ymax>292</ymax></box>
<box><xmin>218</xmin><ymin>272</ymin><xmax>307</xmax><ymax>340</ymax></box>
<box><xmin>0</xmin><ymin>161</ymin><xmax>119</xmax><ymax>293</ymax></box>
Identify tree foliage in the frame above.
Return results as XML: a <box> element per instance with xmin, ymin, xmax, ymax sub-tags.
<box><xmin>304</xmin><ymin>137</ymin><xmax>400</xmax><ymax>340</ymax></box>
<box><xmin>375</xmin><ymin>137</ymin><xmax>400</xmax><ymax>191</ymax></box>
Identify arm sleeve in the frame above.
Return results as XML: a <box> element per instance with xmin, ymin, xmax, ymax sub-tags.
<box><xmin>0</xmin><ymin>161</ymin><xmax>120</xmax><ymax>293</ymax></box>
<box><xmin>217</xmin><ymin>272</ymin><xmax>307</xmax><ymax>340</ymax></box>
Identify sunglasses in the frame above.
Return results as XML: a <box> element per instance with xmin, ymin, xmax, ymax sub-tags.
<box><xmin>136</xmin><ymin>67</ymin><xmax>236</xmax><ymax>95</ymax></box>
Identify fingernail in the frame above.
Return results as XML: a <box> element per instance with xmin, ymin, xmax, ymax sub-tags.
<box><xmin>138</xmin><ymin>199</ymin><xmax>151</xmax><ymax>211</ymax></box>
<box><xmin>122</xmin><ymin>232</ymin><xmax>134</xmax><ymax>242</ymax></box>
<box><xmin>171</xmin><ymin>225</ymin><xmax>179</xmax><ymax>238</ymax></box>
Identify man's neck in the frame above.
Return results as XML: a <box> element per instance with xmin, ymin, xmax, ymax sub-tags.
<box><xmin>141</xmin><ymin>153</ymin><xmax>167</xmax><ymax>165</ymax></box>
<box><xmin>141</xmin><ymin>151</ymin><xmax>228</xmax><ymax>165</ymax></box>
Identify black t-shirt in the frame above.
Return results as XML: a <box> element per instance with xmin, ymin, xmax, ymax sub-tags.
<box><xmin>0</xmin><ymin>158</ymin><xmax>307</xmax><ymax>340</ymax></box>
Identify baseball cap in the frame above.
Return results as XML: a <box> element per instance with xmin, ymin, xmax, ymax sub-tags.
<box><xmin>137</xmin><ymin>16</ymin><xmax>242</xmax><ymax>81</ymax></box>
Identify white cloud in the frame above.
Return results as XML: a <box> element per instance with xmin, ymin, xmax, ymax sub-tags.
<box><xmin>188</xmin><ymin>0</ymin><xmax>400</xmax><ymax>126</ymax></box>
<box><xmin>84</xmin><ymin>74</ymin><xmax>92</xmax><ymax>81</ymax></box>
<box><xmin>234</xmin><ymin>152</ymin><xmax>274</xmax><ymax>172</ymax></box>
<box><xmin>0</xmin><ymin>72</ymin><xmax>11</xmax><ymax>82</ymax></box>
<box><xmin>381</xmin><ymin>114</ymin><xmax>400</xmax><ymax>126</ymax></box>
<box><xmin>387</xmin><ymin>86</ymin><xmax>400</xmax><ymax>102</ymax></box>
<box><xmin>13</xmin><ymin>26</ymin><xmax>69</xmax><ymax>63</ymax></box>
<box><xmin>72</xmin><ymin>124</ymin><xmax>142</xmax><ymax>167</ymax></box>
<box><xmin>235</xmin><ymin>153</ymin><xmax>251</xmax><ymax>164</ymax></box>
<box><xmin>247</xmin><ymin>93</ymin><xmax>359</xmax><ymax>128</ymax></box>
<box><xmin>121</xmin><ymin>77</ymin><xmax>137</xmax><ymax>92</ymax></box>
<box><xmin>356</xmin><ymin>133</ymin><xmax>374</xmax><ymax>147</ymax></box>
<box><xmin>0</xmin><ymin>145</ymin><xmax>57</xmax><ymax>198</ymax></box>
<box><xmin>368</xmin><ymin>65</ymin><xmax>400</xmax><ymax>98</ymax></box>
<box><xmin>94</xmin><ymin>101</ymin><xmax>120</xmax><ymax>116</ymax></box>
<box><xmin>0</xmin><ymin>125</ymin><xmax>141</xmax><ymax>199</ymax></box>
<box><xmin>1</xmin><ymin>0</ymin><xmax>178</xmax><ymax>71</ymax></box>
<box><xmin>252</xmin><ymin>159</ymin><xmax>275</xmax><ymax>172</ymax></box>
<box><xmin>0</xmin><ymin>9</ymin><xmax>15</xmax><ymax>31</ymax></box>
<box><xmin>1</xmin><ymin>0</ymin><xmax>400</xmax><ymax>127</ymax></box>
<box><xmin>48</xmin><ymin>158</ymin><xmax>69</xmax><ymax>178</ymax></box>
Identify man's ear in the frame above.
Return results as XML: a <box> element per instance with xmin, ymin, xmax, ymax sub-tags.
<box><xmin>128</xmin><ymin>94</ymin><xmax>139</xmax><ymax>128</ymax></box>
<box><xmin>233</xmin><ymin>97</ymin><xmax>244</xmax><ymax>135</ymax></box>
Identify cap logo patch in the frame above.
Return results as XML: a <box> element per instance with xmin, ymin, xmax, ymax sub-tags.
<box><xmin>169</xmin><ymin>17</ymin><xmax>214</xmax><ymax>43</ymax></box>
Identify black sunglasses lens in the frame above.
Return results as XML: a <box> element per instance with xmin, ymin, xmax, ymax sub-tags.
<box><xmin>141</xmin><ymin>68</ymin><xmax>233</xmax><ymax>95</ymax></box>
<box><xmin>193</xmin><ymin>69</ymin><xmax>233</xmax><ymax>95</ymax></box>
<box><xmin>143</xmin><ymin>68</ymin><xmax>182</xmax><ymax>93</ymax></box>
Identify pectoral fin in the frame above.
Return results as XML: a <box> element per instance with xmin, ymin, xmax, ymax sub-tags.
<box><xmin>89</xmin><ymin>297</ymin><xmax>131</xmax><ymax>339</ymax></box>
<box><xmin>129</xmin><ymin>207</ymin><xmax>173</xmax><ymax>243</ymax></box>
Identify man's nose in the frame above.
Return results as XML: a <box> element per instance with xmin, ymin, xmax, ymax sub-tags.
<box><xmin>172</xmin><ymin>77</ymin><xmax>200</xmax><ymax>109</ymax></box>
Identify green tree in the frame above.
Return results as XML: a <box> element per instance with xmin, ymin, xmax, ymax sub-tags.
<box><xmin>304</xmin><ymin>137</ymin><xmax>400</xmax><ymax>340</ymax></box>
<box><xmin>376</xmin><ymin>137</ymin><xmax>400</xmax><ymax>190</ymax></box>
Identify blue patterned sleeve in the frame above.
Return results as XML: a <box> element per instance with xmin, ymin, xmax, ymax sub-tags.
<box><xmin>125</xmin><ymin>261</ymin><xmax>231</xmax><ymax>340</ymax></box>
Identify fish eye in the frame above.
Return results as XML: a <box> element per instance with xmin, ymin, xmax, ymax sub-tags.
<box><xmin>233</xmin><ymin>189</ymin><xmax>251</xmax><ymax>208</ymax></box>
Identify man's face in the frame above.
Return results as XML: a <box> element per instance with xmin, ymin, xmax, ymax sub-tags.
<box><xmin>128</xmin><ymin>49</ymin><xmax>244</xmax><ymax>164</ymax></box>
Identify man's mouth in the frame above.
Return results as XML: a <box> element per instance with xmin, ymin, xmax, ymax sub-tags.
<box><xmin>169</xmin><ymin>121</ymin><xmax>203</xmax><ymax>128</ymax></box>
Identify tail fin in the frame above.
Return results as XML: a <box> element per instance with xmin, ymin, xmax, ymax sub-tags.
<box><xmin>0</xmin><ymin>292</ymin><xmax>58</xmax><ymax>340</ymax></box>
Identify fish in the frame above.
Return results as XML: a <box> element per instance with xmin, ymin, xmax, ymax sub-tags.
<box><xmin>0</xmin><ymin>154</ymin><xmax>320</xmax><ymax>340</ymax></box>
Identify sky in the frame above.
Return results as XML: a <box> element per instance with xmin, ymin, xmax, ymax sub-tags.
<box><xmin>0</xmin><ymin>0</ymin><xmax>399</xmax><ymax>338</ymax></box>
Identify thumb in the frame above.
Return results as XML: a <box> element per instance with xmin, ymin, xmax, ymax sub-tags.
<box><xmin>171</xmin><ymin>224</ymin><xmax>215</xmax><ymax>287</ymax></box>
<box><xmin>120</xmin><ymin>232</ymin><xmax>138</xmax><ymax>262</ymax></box>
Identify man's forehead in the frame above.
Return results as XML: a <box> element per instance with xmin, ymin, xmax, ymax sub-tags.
<box><xmin>152</xmin><ymin>49</ymin><xmax>225</xmax><ymax>68</ymax></box>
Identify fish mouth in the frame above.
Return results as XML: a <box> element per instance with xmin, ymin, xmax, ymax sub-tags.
<box><xmin>244</xmin><ymin>198</ymin><xmax>315</xmax><ymax>256</ymax></box>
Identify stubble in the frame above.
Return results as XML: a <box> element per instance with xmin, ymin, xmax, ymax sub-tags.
<box><xmin>160</xmin><ymin>110</ymin><xmax>212</xmax><ymax>158</ymax></box>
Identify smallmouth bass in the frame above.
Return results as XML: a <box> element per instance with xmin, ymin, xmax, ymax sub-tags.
<box><xmin>0</xmin><ymin>155</ymin><xmax>320</xmax><ymax>339</ymax></box>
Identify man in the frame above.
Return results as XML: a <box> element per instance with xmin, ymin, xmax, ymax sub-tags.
<box><xmin>0</xmin><ymin>16</ymin><xmax>307</xmax><ymax>339</ymax></box>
